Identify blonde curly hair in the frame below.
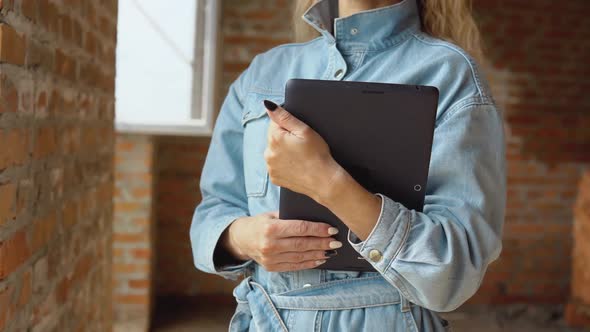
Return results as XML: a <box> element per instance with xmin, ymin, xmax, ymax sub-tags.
<box><xmin>293</xmin><ymin>0</ymin><xmax>484</xmax><ymax>61</ymax></box>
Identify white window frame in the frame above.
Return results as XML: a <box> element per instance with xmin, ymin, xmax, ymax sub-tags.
<box><xmin>115</xmin><ymin>0</ymin><xmax>221</xmax><ymax>136</ymax></box>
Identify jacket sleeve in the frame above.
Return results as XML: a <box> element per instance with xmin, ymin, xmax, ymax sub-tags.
<box><xmin>189</xmin><ymin>68</ymin><xmax>255</xmax><ymax>280</ymax></box>
<box><xmin>347</xmin><ymin>99</ymin><xmax>506</xmax><ymax>312</ymax></box>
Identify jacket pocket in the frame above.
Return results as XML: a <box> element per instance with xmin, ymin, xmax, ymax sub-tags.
<box><xmin>241</xmin><ymin>92</ymin><xmax>283</xmax><ymax>197</ymax></box>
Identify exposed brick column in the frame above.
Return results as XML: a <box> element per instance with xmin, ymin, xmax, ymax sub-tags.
<box><xmin>113</xmin><ymin>135</ymin><xmax>155</xmax><ymax>330</ymax></box>
<box><xmin>0</xmin><ymin>0</ymin><xmax>117</xmax><ymax>331</ymax></box>
<box><xmin>566</xmin><ymin>171</ymin><xmax>590</xmax><ymax>328</ymax></box>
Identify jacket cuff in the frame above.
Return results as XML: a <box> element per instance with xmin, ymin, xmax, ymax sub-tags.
<box><xmin>347</xmin><ymin>193</ymin><xmax>411</xmax><ymax>273</ymax></box>
<box><xmin>208</xmin><ymin>215</ymin><xmax>254</xmax><ymax>280</ymax></box>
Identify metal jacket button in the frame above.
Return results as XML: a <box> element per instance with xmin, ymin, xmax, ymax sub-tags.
<box><xmin>369</xmin><ymin>249</ymin><xmax>382</xmax><ymax>262</ymax></box>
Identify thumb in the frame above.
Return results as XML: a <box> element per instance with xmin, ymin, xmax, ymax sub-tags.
<box><xmin>263</xmin><ymin>100</ymin><xmax>307</xmax><ymax>134</ymax></box>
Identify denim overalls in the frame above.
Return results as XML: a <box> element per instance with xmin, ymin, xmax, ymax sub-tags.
<box><xmin>190</xmin><ymin>0</ymin><xmax>506</xmax><ymax>330</ymax></box>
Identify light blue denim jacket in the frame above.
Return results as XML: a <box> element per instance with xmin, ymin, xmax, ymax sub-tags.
<box><xmin>190</xmin><ymin>0</ymin><xmax>506</xmax><ymax>330</ymax></box>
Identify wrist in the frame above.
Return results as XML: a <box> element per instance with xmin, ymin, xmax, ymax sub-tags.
<box><xmin>223</xmin><ymin>217</ymin><xmax>250</xmax><ymax>261</ymax></box>
<box><xmin>314</xmin><ymin>159</ymin><xmax>351</xmax><ymax>208</ymax></box>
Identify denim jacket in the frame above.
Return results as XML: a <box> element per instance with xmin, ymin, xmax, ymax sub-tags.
<box><xmin>190</xmin><ymin>0</ymin><xmax>506</xmax><ymax>330</ymax></box>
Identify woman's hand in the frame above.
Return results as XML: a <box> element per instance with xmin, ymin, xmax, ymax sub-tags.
<box><xmin>262</xmin><ymin>100</ymin><xmax>344</xmax><ymax>205</ymax></box>
<box><xmin>222</xmin><ymin>211</ymin><xmax>341</xmax><ymax>272</ymax></box>
<box><xmin>261</xmin><ymin>100</ymin><xmax>382</xmax><ymax>241</ymax></box>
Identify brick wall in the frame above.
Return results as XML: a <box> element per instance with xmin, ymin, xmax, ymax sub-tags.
<box><xmin>113</xmin><ymin>135</ymin><xmax>155</xmax><ymax>329</ymax></box>
<box><xmin>471</xmin><ymin>0</ymin><xmax>590</xmax><ymax>304</ymax></box>
<box><xmin>115</xmin><ymin>0</ymin><xmax>590</xmax><ymax>305</ymax></box>
<box><xmin>0</xmin><ymin>0</ymin><xmax>117</xmax><ymax>331</ymax></box>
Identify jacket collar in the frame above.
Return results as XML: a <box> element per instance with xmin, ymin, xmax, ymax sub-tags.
<box><xmin>302</xmin><ymin>0</ymin><xmax>421</xmax><ymax>51</ymax></box>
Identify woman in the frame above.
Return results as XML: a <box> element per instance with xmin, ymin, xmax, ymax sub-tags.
<box><xmin>190</xmin><ymin>0</ymin><xmax>505</xmax><ymax>331</ymax></box>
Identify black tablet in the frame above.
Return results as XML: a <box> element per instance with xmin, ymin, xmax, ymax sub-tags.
<box><xmin>279</xmin><ymin>78</ymin><xmax>438</xmax><ymax>272</ymax></box>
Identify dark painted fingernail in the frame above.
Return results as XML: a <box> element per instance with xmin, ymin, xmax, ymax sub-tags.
<box><xmin>325</xmin><ymin>250</ymin><xmax>338</xmax><ymax>258</ymax></box>
<box><xmin>264</xmin><ymin>99</ymin><xmax>278</xmax><ymax>111</ymax></box>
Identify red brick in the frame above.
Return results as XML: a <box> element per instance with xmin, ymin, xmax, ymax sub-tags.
<box><xmin>0</xmin><ymin>23</ymin><xmax>26</xmax><ymax>65</ymax></box>
<box><xmin>33</xmin><ymin>126</ymin><xmax>57</xmax><ymax>159</ymax></box>
<box><xmin>0</xmin><ymin>182</ymin><xmax>16</xmax><ymax>226</ymax></box>
<box><xmin>128</xmin><ymin>279</ymin><xmax>150</xmax><ymax>289</ymax></box>
<box><xmin>0</xmin><ymin>128</ymin><xmax>29</xmax><ymax>169</ymax></box>
<box><xmin>60</xmin><ymin>14</ymin><xmax>73</xmax><ymax>41</ymax></box>
<box><xmin>113</xmin><ymin>263</ymin><xmax>149</xmax><ymax>274</ymax></box>
<box><xmin>0</xmin><ymin>283</ymin><xmax>15</xmax><ymax>330</ymax></box>
<box><xmin>17</xmin><ymin>269</ymin><xmax>32</xmax><ymax>308</ymax></box>
<box><xmin>113</xmin><ymin>233</ymin><xmax>145</xmax><ymax>243</ymax></box>
<box><xmin>62</xmin><ymin>200</ymin><xmax>79</xmax><ymax>229</ymax></box>
<box><xmin>30</xmin><ymin>212</ymin><xmax>57</xmax><ymax>252</ymax></box>
<box><xmin>21</xmin><ymin>0</ymin><xmax>37</xmax><ymax>21</ymax></box>
<box><xmin>115</xmin><ymin>294</ymin><xmax>149</xmax><ymax>305</ymax></box>
<box><xmin>0</xmin><ymin>74</ymin><xmax>18</xmax><ymax>113</ymax></box>
<box><xmin>131</xmin><ymin>248</ymin><xmax>151</xmax><ymax>260</ymax></box>
<box><xmin>0</xmin><ymin>229</ymin><xmax>31</xmax><ymax>279</ymax></box>
<box><xmin>54</xmin><ymin>49</ymin><xmax>76</xmax><ymax>81</ymax></box>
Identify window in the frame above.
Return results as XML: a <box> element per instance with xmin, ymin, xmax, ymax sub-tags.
<box><xmin>115</xmin><ymin>0</ymin><xmax>221</xmax><ymax>136</ymax></box>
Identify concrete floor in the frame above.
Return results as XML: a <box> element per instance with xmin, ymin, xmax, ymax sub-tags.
<box><xmin>149</xmin><ymin>297</ymin><xmax>584</xmax><ymax>332</ymax></box>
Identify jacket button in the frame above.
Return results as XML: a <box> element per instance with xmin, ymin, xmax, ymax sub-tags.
<box><xmin>334</xmin><ymin>69</ymin><xmax>344</xmax><ymax>79</ymax></box>
<box><xmin>369</xmin><ymin>249</ymin><xmax>382</xmax><ymax>262</ymax></box>
<box><xmin>303</xmin><ymin>283</ymin><xmax>312</xmax><ymax>287</ymax></box>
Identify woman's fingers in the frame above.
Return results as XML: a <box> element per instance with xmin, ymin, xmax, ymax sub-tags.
<box><xmin>262</xmin><ymin>250</ymin><xmax>329</xmax><ymax>265</ymax></box>
<box><xmin>264</xmin><ymin>100</ymin><xmax>308</xmax><ymax>135</ymax></box>
<box><xmin>268</xmin><ymin>219</ymin><xmax>339</xmax><ymax>238</ymax></box>
<box><xmin>265</xmin><ymin>236</ymin><xmax>342</xmax><ymax>253</ymax></box>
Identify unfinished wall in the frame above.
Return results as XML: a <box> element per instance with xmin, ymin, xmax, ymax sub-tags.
<box><xmin>0</xmin><ymin>0</ymin><xmax>117</xmax><ymax>331</ymax></box>
<box><xmin>113</xmin><ymin>0</ymin><xmax>590</xmax><ymax>306</ymax></box>
<box><xmin>112</xmin><ymin>135</ymin><xmax>155</xmax><ymax>329</ymax></box>
<box><xmin>471</xmin><ymin>0</ymin><xmax>590</xmax><ymax>304</ymax></box>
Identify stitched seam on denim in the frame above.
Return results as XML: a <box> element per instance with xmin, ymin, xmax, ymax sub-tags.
<box><xmin>241</xmin><ymin>101</ymin><xmax>270</xmax><ymax>198</ymax></box>
<box><xmin>248</xmin><ymin>37</ymin><xmax>325</xmax><ymax>95</ymax></box>
<box><xmin>246</xmin><ymin>172</ymin><xmax>268</xmax><ymax>198</ymax></box>
<box><xmin>248</xmin><ymin>87</ymin><xmax>284</xmax><ymax>95</ymax></box>
<box><xmin>356</xmin><ymin>50</ymin><xmax>368</xmax><ymax>70</ymax></box>
<box><xmin>264</xmin><ymin>35</ymin><xmax>323</xmax><ymax>53</ymax></box>
<box><xmin>242</xmin><ymin>93</ymin><xmax>282</xmax><ymax>124</ymax></box>
<box><xmin>227</xmin><ymin>307</ymin><xmax>243</xmax><ymax>331</ymax></box>
<box><xmin>384</xmin><ymin>209</ymin><xmax>412</xmax><ymax>273</ymax></box>
<box><xmin>250</xmin><ymin>282</ymin><xmax>289</xmax><ymax>332</ymax></box>
<box><xmin>404</xmin><ymin>310</ymin><xmax>419</xmax><ymax>332</ymax></box>
<box><xmin>343</xmin><ymin>49</ymin><xmax>367</xmax><ymax>73</ymax></box>
<box><xmin>274</xmin><ymin>275</ymin><xmax>385</xmax><ymax>295</ymax></box>
<box><xmin>320</xmin><ymin>45</ymin><xmax>334</xmax><ymax>80</ymax></box>
<box><xmin>410</xmin><ymin>32</ymin><xmax>485</xmax><ymax>99</ymax></box>
<box><xmin>361</xmin><ymin>28</ymin><xmax>417</xmax><ymax>53</ymax></box>
<box><xmin>380</xmin><ymin>266</ymin><xmax>419</xmax><ymax>305</ymax></box>
<box><xmin>437</xmin><ymin>97</ymin><xmax>495</xmax><ymax>127</ymax></box>
<box><xmin>274</xmin><ymin>301</ymin><xmax>401</xmax><ymax>311</ymax></box>
<box><xmin>241</xmin><ymin>110</ymin><xmax>269</xmax><ymax>126</ymax></box>
<box><xmin>314</xmin><ymin>310</ymin><xmax>322</xmax><ymax>332</ymax></box>
<box><xmin>286</xmin><ymin>307</ymin><xmax>294</xmax><ymax>331</ymax></box>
